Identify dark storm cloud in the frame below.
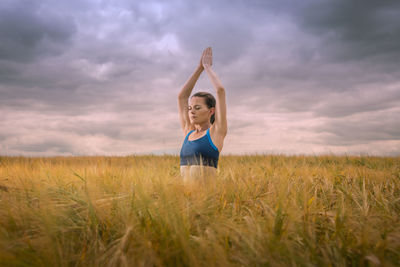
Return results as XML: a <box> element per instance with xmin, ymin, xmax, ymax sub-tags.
<box><xmin>0</xmin><ymin>0</ymin><xmax>188</xmax><ymax>117</ymax></box>
<box><xmin>0</xmin><ymin>0</ymin><xmax>399</xmax><ymax>156</ymax></box>
<box><xmin>299</xmin><ymin>0</ymin><xmax>400</xmax><ymax>63</ymax></box>
<box><xmin>227</xmin><ymin>0</ymin><xmax>400</xmax><ymax>117</ymax></box>
<box><xmin>166</xmin><ymin>1</ymin><xmax>255</xmax><ymax>65</ymax></box>
<box><xmin>0</xmin><ymin>0</ymin><xmax>76</xmax><ymax>63</ymax></box>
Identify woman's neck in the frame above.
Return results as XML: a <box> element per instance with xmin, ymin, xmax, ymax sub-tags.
<box><xmin>194</xmin><ymin>123</ymin><xmax>211</xmax><ymax>133</ymax></box>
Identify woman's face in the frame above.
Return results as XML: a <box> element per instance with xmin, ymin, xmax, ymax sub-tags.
<box><xmin>188</xmin><ymin>97</ymin><xmax>214</xmax><ymax>124</ymax></box>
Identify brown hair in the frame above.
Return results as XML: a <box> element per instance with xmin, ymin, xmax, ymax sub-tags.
<box><xmin>191</xmin><ymin>92</ymin><xmax>216</xmax><ymax>124</ymax></box>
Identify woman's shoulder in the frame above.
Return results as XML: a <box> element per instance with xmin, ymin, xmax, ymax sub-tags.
<box><xmin>208</xmin><ymin>124</ymin><xmax>227</xmax><ymax>152</ymax></box>
<box><xmin>183</xmin><ymin>125</ymin><xmax>195</xmax><ymax>136</ymax></box>
<box><xmin>209</xmin><ymin>124</ymin><xmax>226</xmax><ymax>137</ymax></box>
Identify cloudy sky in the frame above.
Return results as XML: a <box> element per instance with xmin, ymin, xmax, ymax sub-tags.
<box><xmin>1</xmin><ymin>0</ymin><xmax>399</xmax><ymax>156</ymax></box>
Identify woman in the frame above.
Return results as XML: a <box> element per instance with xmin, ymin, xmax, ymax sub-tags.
<box><xmin>178</xmin><ymin>47</ymin><xmax>228</xmax><ymax>182</ymax></box>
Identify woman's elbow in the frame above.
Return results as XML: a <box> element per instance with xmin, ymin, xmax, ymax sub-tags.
<box><xmin>222</xmin><ymin>128</ymin><xmax>228</xmax><ymax>137</ymax></box>
<box><xmin>216</xmin><ymin>87</ymin><xmax>225</xmax><ymax>94</ymax></box>
<box><xmin>217</xmin><ymin>123</ymin><xmax>228</xmax><ymax>136</ymax></box>
<box><xmin>178</xmin><ymin>93</ymin><xmax>189</xmax><ymax>100</ymax></box>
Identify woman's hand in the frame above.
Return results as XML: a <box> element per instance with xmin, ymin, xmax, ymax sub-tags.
<box><xmin>201</xmin><ymin>47</ymin><xmax>212</xmax><ymax>69</ymax></box>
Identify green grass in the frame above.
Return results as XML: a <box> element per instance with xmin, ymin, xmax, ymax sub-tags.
<box><xmin>0</xmin><ymin>155</ymin><xmax>399</xmax><ymax>266</ymax></box>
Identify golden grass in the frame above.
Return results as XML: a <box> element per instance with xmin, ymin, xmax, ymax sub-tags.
<box><xmin>0</xmin><ymin>155</ymin><xmax>399</xmax><ymax>266</ymax></box>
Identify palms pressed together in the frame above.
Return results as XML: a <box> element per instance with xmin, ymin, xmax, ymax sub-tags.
<box><xmin>201</xmin><ymin>47</ymin><xmax>212</xmax><ymax>69</ymax></box>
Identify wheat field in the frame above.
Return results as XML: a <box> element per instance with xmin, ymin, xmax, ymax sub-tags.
<box><xmin>0</xmin><ymin>155</ymin><xmax>399</xmax><ymax>266</ymax></box>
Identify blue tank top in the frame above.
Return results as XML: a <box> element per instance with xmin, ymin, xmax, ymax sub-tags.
<box><xmin>180</xmin><ymin>128</ymin><xmax>220</xmax><ymax>168</ymax></box>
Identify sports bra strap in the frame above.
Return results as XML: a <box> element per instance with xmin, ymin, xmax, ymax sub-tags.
<box><xmin>184</xmin><ymin>130</ymin><xmax>195</xmax><ymax>141</ymax></box>
<box><xmin>206</xmin><ymin>128</ymin><xmax>219</xmax><ymax>152</ymax></box>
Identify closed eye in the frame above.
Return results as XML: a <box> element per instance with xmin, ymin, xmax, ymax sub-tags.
<box><xmin>188</xmin><ymin>106</ymin><xmax>201</xmax><ymax>110</ymax></box>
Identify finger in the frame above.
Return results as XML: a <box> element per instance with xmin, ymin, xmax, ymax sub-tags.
<box><xmin>206</xmin><ymin>47</ymin><xmax>211</xmax><ymax>57</ymax></box>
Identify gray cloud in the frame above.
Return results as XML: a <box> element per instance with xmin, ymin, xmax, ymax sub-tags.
<box><xmin>168</xmin><ymin>1</ymin><xmax>255</xmax><ymax>64</ymax></box>
<box><xmin>0</xmin><ymin>0</ymin><xmax>399</xmax><ymax>156</ymax></box>
<box><xmin>11</xmin><ymin>139</ymin><xmax>74</xmax><ymax>154</ymax></box>
<box><xmin>312</xmin><ymin>86</ymin><xmax>400</xmax><ymax>118</ymax></box>
<box><xmin>310</xmin><ymin>108</ymin><xmax>400</xmax><ymax>146</ymax></box>
<box><xmin>0</xmin><ymin>0</ymin><xmax>76</xmax><ymax>63</ymax></box>
<box><xmin>299</xmin><ymin>0</ymin><xmax>400</xmax><ymax>63</ymax></box>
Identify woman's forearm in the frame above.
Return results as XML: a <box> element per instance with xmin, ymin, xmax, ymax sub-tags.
<box><xmin>205</xmin><ymin>66</ymin><xmax>227</xmax><ymax>132</ymax></box>
<box><xmin>178</xmin><ymin>65</ymin><xmax>204</xmax><ymax>99</ymax></box>
<box><xmin>204</xmin><ymin>67</ymin><xmax>225</xmax><ymax>91</ymax></box>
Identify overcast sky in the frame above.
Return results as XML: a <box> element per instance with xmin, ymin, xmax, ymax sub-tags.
<box><xmin>1</xmin><ymin>0</ymin><xmax>399</xmax><ymax>156</ymax></box>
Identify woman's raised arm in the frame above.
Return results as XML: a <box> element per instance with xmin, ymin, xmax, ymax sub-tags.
<box><xmin>178</xmin><ymin>52</ymin><xmax>205</xmax><ymax>134</ymax></box>
<box><xmin>202</xmin><ymin>47</ymin><xmax>228</xmax><ymax>137</ymax></box>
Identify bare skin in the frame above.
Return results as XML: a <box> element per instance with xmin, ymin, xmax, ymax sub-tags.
<box><xmin>178</xmin><ymin>47</ymin><xmax>228</xmax><ymax>182</ymax></box>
